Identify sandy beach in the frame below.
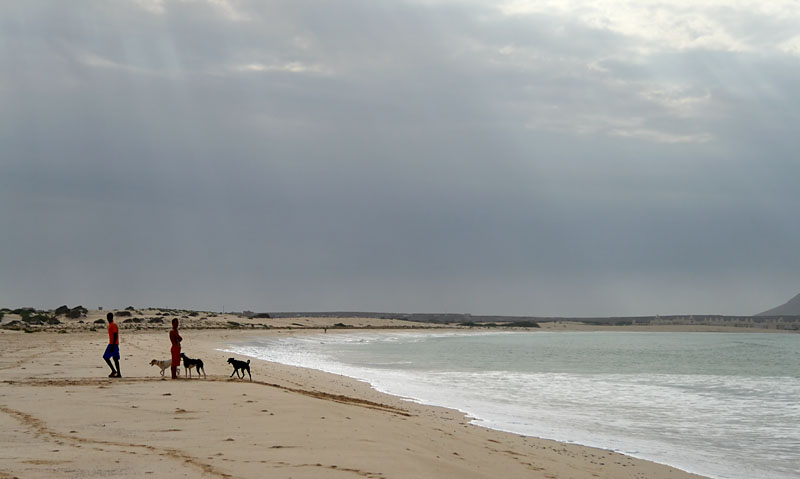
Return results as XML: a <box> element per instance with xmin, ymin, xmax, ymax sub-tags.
<box><xmin>0</xmin><ymin>312</ymin><xmax>710</xmax><ymax>479</ymax></box>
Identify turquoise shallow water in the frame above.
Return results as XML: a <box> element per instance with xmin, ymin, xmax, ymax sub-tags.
<box><xmin>224</xmin><ymin>331</ymin><xmax>800</xmax><ymax>479</ymax></box>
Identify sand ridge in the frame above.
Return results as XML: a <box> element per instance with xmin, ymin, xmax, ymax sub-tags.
<box><xmin>3</xmin><ymin>376</ymin><xmax>412</xmax><ymax>417</ymax></box>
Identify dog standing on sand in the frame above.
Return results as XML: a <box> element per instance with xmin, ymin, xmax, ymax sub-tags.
<box><xmin>227</xmin><ymin>357</ymin><xmax>252</xmax><ymax>381</ymax></box>
<box><xmin>150</xmin><ymin>359</ymin><xmax>180</xmax><ymax>377</ymax></box>
<box><xmin>180</xmin><ymin>353</ymin><xmax>206</xmax><ymax>378</ymax></box>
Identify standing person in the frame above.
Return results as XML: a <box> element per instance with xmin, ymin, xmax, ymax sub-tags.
<box><xmin>103</xmin><ymin>312</ymin><xmax>121</xmax><ymax>378</ymax></box>
<box><xmin>169</xmin><ymin>318</ymin><xmax>182</xmax><ymax>379</ymax></box>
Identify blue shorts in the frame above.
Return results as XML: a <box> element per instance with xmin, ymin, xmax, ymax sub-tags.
<box><xmin>103</xmin><ymin>344</ymin><xmax>120</xmax><ymax>360</ymax></box>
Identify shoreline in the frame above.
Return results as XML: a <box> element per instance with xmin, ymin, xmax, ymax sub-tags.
<box><xmin>216</xmin><ymin>328</ymin><xmax>718</xmax><ymax>477</ymax></box>
<box><xmin>1</xmin><ymin>323</ymin><xmax>709</xmax><ymax>479</ymax></box>
<box><xmin>185</xmin><ymin>326</ymin><xmax>800</xmax><ymax>479</ymax></box>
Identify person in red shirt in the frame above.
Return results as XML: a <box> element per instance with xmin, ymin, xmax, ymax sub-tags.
<box><xmin>169</xmin><ymin>318</ymin><xmax>182</xmax><ymax>379</ymax></box>
<box><xmin>102</xmin><ymin>312</ymin><xmax>121</xmax><ymax>378</ymax></box>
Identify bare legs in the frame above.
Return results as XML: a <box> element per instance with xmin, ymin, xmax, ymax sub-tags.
<box><xmin>104</xmin><ymin>357</ymin><xmax>121</xmax><ymax>377</ymax></box>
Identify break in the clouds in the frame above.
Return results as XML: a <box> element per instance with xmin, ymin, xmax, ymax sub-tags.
<box><xmin>1</xmin><ymin>0</ymin><xmax>799</xmax><ymax>316</ymax></box>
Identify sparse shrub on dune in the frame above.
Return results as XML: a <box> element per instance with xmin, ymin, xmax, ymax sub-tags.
<box><xmin>1</xmin><ymin>320</ymin><xmax>22</xmax><ymax>330</ymax></box>
<box><xmin>66</xmin><ymin>306</ymin><xmax>88</xmax><ymax>318</ymax></box>
<box><xmin>509</xmin><ymin>321</ymin><xmax>540</xmax><ymax>328</ymax></box>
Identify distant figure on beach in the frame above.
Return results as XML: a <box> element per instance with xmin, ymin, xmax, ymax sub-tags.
<box><xmin>169</xmin><ymin>318</ymin><xmax>182</xmax><ymax>379</ymax></box>
<box><xmin>103</xmin><ymin>312</ymin><xmax>121</xmax><ymax>378</ymax></box>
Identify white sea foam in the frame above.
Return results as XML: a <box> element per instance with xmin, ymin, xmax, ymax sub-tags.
<box><xmin>222</xmin><ymin>331</ymin><xmax>800</xmax><ymax>479</ymax></box>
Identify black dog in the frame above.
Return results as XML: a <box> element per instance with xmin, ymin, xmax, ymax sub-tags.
<box><xmin>180</xmin><ymin>353</ymin><xmax>206</xmax><ymax>378</ymax></box>
<box><xmin>227</xmin><ymin>357</ymin><xmax>251</xmax><ymax>381</ymax></box>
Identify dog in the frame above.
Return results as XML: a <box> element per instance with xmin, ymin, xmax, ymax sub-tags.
<box><xmin>150</xmin><ymin>358</ymin><xmax>180</xmax><ymax>377</ymax></box>
<box><xmin>227</xmin><ymin>357</ymin><xmax>251</xmax><ymax>381</ymax></box>
<box><xmin>180</xmin><ymin>353</ymin><xmax>206</xmax><ymax>378</ymax></box>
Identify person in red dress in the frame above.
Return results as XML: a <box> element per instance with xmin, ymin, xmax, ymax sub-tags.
<box><xmin>169</xmin><ymin>318</ymin><xmax>182</xmax><ymax>379</ymax></box>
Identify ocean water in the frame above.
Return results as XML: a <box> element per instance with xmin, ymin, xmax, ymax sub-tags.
<box><xmin>223</xmin><ymin>331</ymin><xmax>800</xmax><ymax>479</ymax></box>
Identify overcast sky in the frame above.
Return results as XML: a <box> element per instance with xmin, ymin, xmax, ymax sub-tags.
<box><xmin>1</xmin><ymin>0</ymin><xmax>799</xmax><ymax>316</ymax></box>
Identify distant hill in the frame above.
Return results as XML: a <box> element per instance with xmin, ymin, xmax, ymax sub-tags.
<box><xmin>757</xmin><ymin>292</ymin><xmax>800</xmax><ymax>316</ymax></box>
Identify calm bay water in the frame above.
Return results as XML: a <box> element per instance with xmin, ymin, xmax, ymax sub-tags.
<box><xmin>224</xmin><ymin>331</ymin><xmax>800</xmax><ymax>479</ymax></box>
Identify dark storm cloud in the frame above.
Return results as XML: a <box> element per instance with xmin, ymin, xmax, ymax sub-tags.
<box><xmin>1</xmin><ymin>0</ymin><xmax>799</xmax><ymax>315</ymax></box>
